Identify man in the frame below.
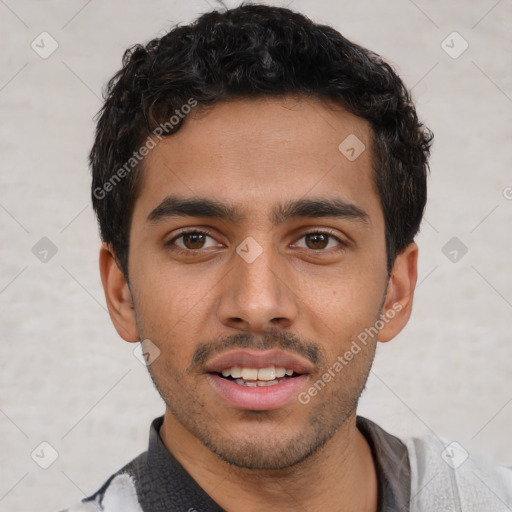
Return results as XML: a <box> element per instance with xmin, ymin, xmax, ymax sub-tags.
<box><xmin>64</xmin><ymin>4</ymin><xmax>511</xmax><ymax>511</ymax></box>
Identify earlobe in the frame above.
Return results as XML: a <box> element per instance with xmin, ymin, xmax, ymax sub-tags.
<box><xmin>99</xmin><ymin>244</ymin><xmax>139</xmax><ymax>342</ymax></box>
<box><xmin>378</xmin><ymin>242</ymin><xmax>418</xmax><ymax>343</ymax></box>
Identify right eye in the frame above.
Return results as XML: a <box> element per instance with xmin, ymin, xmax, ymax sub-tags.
<box><xmin>168</xmin><ymin>230</ymin><xmax>223</xmax><ymax>252</ymax></box>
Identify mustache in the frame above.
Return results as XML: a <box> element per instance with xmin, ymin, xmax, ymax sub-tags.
<box><xmin>188</xmin><ymin>329</ymin><xmax>324</xmax><ymax>371</ymax></box>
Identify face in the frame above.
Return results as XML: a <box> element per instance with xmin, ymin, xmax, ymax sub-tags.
<box><xmin>105</xmin><ymin>96</ymin><xmax>413</xmax><ymax>470</ymax></box>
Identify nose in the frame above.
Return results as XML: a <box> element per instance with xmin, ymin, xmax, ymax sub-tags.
<box><xmin>216</xmin><ymin>242</ymin><xmax>299</xmax><ymax>333</ymax></box>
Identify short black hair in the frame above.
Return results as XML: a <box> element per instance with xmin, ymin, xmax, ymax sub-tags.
<box><xmin>90</xmin><ymin>3</ymin><xmax>432</xmax><ymax>277</ymax></box>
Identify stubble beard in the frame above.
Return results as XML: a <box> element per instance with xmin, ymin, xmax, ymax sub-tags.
<box><xmin>147</xmin><ymin>349</ymin><xmax>374</xmax><ymax>471</ymax></box>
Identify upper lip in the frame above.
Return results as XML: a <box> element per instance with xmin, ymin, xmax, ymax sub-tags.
<box><xmin>204</xmin><ymin>349</ymin><xmax>313</xmax><ymax>374</ymax></box>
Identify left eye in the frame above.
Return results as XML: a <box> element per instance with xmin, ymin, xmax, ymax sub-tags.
<box><xmin>173</xmin><ymin>232</ymin><xmax>219</xmax><ymax>250</ymax></box>
<box><xmin>294</xmin><ymin>233</ymin><xmax>341</xmax><ymax>250</ymax></box>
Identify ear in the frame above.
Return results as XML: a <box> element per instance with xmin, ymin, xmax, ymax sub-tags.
<box><xmin>99</xmin><ymin>244</ymin><xmax>139</xmax><ymax>343</ymax></box>
<box><xmin>378</xmin><ymin>242</ymin><xmax>418</xmax><ymax>343</ymax></box>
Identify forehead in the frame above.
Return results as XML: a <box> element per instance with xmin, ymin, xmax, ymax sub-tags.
<box><xmin>134</xmin><ymin>96</ymin><xmax>381</xmax><ymax>225</ymax></box>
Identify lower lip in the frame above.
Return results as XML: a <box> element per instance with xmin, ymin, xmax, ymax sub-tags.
<box><xmin>208</xmin><ymin>374</ymin><xmax>308</xmax><ymax>411</ymax></box>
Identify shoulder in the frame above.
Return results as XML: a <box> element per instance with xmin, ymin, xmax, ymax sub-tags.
<box><xmin>404</xmin><ymin>434</ymin><xmax>512</xmax><ymax>511</ymax></box>
<box><xmin>59</xmin><ymin>452</ymin><xmax>147</xmax><ymax>512</ymax></box>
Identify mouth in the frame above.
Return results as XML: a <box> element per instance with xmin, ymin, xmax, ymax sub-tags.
<box><xmin>216</xmin><ymin>365</ymin><xmax>299</xmax><ymax>387</ymax></box>
<box><xmin>204</xmin><ymin>350</ymin><xmax>312</xmax><ymax>411</ymax></box>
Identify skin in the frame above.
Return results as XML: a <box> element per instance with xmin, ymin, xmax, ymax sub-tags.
<box><xmin>100</xmin><ymin>96</ymin><xmax>418</xmax><ymax>512</ymax></box>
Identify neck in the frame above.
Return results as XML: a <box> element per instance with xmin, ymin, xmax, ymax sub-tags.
<box><xmin>160</xmin><ymin>410</ymin><xmax>378</xmax><ymax>512</ymax></box>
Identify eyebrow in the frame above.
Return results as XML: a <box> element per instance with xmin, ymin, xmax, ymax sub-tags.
<box><xmin>271</xmin><ymin>198</ymin><xmax>369</xmax><ymax>225</ymax></box>
<box><xmin>147</xmin><ymin>196</ymin><xmax>241</xmax><ymax>223</ymax></box>
<box><xmin>147</xmin><ymin>195</ymin><xmax>369</xmax><ymax>225</ymax></box>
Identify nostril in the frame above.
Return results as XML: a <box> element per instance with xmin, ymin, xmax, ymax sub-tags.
<box><xmin>270</xmin><ymin>317</ymin><xmax>292</xmax><ymax>329</ymax></box>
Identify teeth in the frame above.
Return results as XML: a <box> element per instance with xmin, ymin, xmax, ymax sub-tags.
<box><xmin>241</xmin><ymin>368</ymin><xmax>258</xmax><ymax>380</ymax></box>
<box><xmin>257</xmin><ymin>367</ymin><xmax>276</xmax><ymax>381</ymax></box>
<box><xmin>231</xmin><ymin>366</ymin><xmax>243</xmax><ymax>378</ymax></box>
<box><xmin>235</xmin><ymin>379</ymin><xmax>280</xmax><ymax>387</ymax></box>
<box><xmin>275</xmin><ymin>367</ymin><xmax>286</xmax><ymax>378</ymax></box>
<box><xmin>220</xmin><ymin>366</ymin><xmax>295</xmax><ymax>380</ymax></box>
<box><xmin>256</xmin><ymin>380</ymin><xmax>279</xmax><ymax>387</ymax></box>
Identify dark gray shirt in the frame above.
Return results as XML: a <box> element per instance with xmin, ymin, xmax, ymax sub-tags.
<box><xmin>77</xmin><ymin>416</ymin><xmax>410</xmax><ymax>511</ymax></box>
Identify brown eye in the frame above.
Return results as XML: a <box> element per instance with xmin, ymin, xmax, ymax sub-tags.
<box><xmin>172</xmin><ymin>231</ymin><xmax>219</xmax><ymax>251</ymax></box>
<box><xmin>182</xmin><ymin>232</ymin><xmax>207</xmax><ymax>249</ymax></box>
<box><xmin>293</xmin><ymin>232</ymin><xmax>343</xmax><ymax>251</ymax></box>
<box><xmin>304</xmin><ymin>233</ymin><xmax>329</xmax><ymax>249</ymax></box>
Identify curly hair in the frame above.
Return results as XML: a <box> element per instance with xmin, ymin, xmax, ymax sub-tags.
<box><xmin>90</xmin><ymin>3</ymin><xmax>432</xmax><ymax>277</ymax></box>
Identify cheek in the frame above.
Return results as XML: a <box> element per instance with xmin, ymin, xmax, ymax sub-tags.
<box><xmin>299</xmin><ymin>270</ymin><xmax>386</xmax><ymax>360</ymax></box>
<box><xmin>302</xmin><ymin>259</ymin><xmax>386</xmax><ymax>312</ymax></box>
<box><xmin>131</xmin><ymin>264</ymin><xmax>207</xmax><ymax>330</ymax></box>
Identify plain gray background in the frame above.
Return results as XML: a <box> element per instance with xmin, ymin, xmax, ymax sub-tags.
<box><xmin>1</xmin><ymin>0</ymin><xmax>511</xmax><ymax>510</ymax></box>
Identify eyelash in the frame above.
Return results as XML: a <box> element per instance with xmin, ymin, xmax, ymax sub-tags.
<box><xmin>167</xmin><ymin>228</ymin><xmax>347</xmax><ymax>254</ymax></box>
<box><xmin>293</xmin><ymin>229</ymin><xmax>346</xmax><ymax>250</ymax></box>
<box><xmin>167</xmin><ymin>228</ymin><xmax>219</xmax><ymax>254</ymax></box>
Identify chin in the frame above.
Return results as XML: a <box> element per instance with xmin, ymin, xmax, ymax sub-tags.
<box><xmin>201</xmin><ymin>420</ymin><xmax>336</xmax><ymax>470</ymax></box>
